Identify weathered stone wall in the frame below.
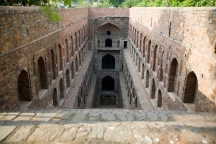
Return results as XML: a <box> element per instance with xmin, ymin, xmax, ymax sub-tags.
<box><xmin>0</xmin><ymin>6</ymin><xmax>89</xmax><ymax>111</ymax></box>
<box><xmin>88</xmin><ymin>8</ymin><xmax>129</xmax><ymax>19</ymax></box>
<box><xmin>129</xmin><ymin>7</ymin><xmax>216</xmax><ymax>112</ymax></box>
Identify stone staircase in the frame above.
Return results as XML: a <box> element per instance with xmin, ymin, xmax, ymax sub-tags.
<box><xmin>0</xmin><ymin>109</ymin><xmax>216</xmax><ymax>143</ymax></box>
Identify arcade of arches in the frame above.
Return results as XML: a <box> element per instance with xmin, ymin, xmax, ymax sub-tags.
<box><xmin>0</xmin><ymin>7</ymin><xmax>215</xmax><ymax>113</ymax></box>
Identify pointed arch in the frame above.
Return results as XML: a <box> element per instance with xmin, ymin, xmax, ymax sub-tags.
<box><xmin>53</xmin><ymin>88</ymin><xmax>58</xmax><ymax>106</ymax></box>
<box><xmin>147</xmin><ymin>40</ymin><xmax>151</xmax><ymax>63</ymax></box>
<box><xmin>38</xmin><ymin>57</ymin><xmax>47</xmax><ymax>89</ymax></box>
<box><xmin>59</xmin><ymin>78</ymin><xmax>64</xmax><ymax>99</ymax></box>
<box><xmin>58</xmin><ymin>44</ymin><xmax>63</xmax><ymax>70</ymax></box>
<box><xmin>157</xmin><ymin>89</ymin><xmax>162</xmax><ymax>107</ymax></box>
<box><xmin>102</xmin><ymin>54</ymin><xmax>115</xmax><ymax>69</ymax></box>
<box><xmin>168</xmin><ymin>58</ymin><xmax>178</xmax><ymax>92</ymax></box>
<box><xmin>102</xmin><ymin>76</ymin><xmax>114</xmax><ymax>91</ymax></box>
<box><xmin>153</xmin><ymin>44</ymin><xmax>157</xmax><ymax>71</ymax></box>
<box><xmin>66</xmin><ymin>69</ymin><xmax>70</xmax><ymax>88</ymax></box>
<box><xmin>151</xmin><ymin>79</ymin><xmax>156</xmax><ymax>99</ymax></box>
<box><xmin>105</xmin><ymin>38</ymin><xmax>112</xmax><ymax>47</ymax></box>
<box><xmin>146</xmin><ymin>70</ymin><xmax>150</xmax><ymax>88</ymax></box>
<box><xmin>17</xmin><ymin>70</ymin><xmax>31</xmax><ymax>101</ymax></box>
<box><xmin>51</xmin><ymin>49</ymin><xmax>56</xmax><ymax>79</ymax></box>
<box><xmin>75</xmin><ymin>57</ymin><xmax>78</xmax><ymax>72</ymax></box>
<box><xmin>65</xmin><ymin>39</ymin><xmax>69</xmax><ymax>62</ymax></box>
<box><xmin>183</xmin><ymin>71</ymin><xmax>198</xmax><ymax>103</ymax></box>
<box><xmin>71</xmin><ymin>62</ymin><xmax>74</xmax><ymax>79</ymax></box>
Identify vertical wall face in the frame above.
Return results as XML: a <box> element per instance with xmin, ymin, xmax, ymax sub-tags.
<box><xmin>0</xmin><ymin>7</ymin><xmax>89</xmax><ymax>110</ymax></box>
<box><xmin>128</xmin><ymin>7</ymin><xmax>216</xmax><ymax>112</ymax></box>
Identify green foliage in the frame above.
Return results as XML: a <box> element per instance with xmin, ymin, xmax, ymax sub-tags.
<box><xmin>97</xmin><ymin>0</ymin><xmax>112</xmax><ymax>8</ymax></box>
<box><xmin>77</xmin><ymin>0</ymin><xmax>91</xmax><ymax>7</ymax></box>
<box><xmin>39</xmin><ymin>4</ymin><xmax>62</xmax><ymax>23</ymax></box>
<box><xmin>120</xmin><ymin>0</ymin><xmax>216</xmax><ymax>7</ymax></box>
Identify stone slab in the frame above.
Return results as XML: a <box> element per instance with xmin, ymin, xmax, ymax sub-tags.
<box><xmin>71</xmin><ymin>113</ymin><xmax>87</xmax><ymax>123</ymax></box>
<box><xmin>0</xmin><ymin>126</ymin><xmax>16</xmax><ymax>141</ymax></box>
<box><xmin>101</xmin><ymin>113</ymin><xmax>115</xmax><ymax>121</ymax></box>
<box><xmin>27</xmin><ymin>124</ymin><xmax>64</xmax><ymax>142</ymax></box>
<box><xmin>14</xmin><ymin>113</ymin><xmax>35</xmax><ymax>121</ymax></box>
<box><xmin>8</xmin><ymin>125</ymin><xmax>34</xmax><ymax>142</ymax></box>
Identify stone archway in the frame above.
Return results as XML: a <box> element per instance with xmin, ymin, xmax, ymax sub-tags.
<box><xmin>146</xmin><ymin>70</ymin><xmax>150</xmax><ymax>88</ymax></box>
<box><xmin>53</xmin><ymin>88</ymin><xmax>58</xmax><ymax>106</ymax></box>
<box><xmin>38</xmin><ymin>57</ymin><xmax>47</xmax><ymax>89</ymax></box>
<box><xmin>102</xmin><ymin>54</ymin><xmax>115</xmax><ymax>69</ymax></box>
<box><xmin>59</xmin><ymin>78</ymin><xmax>64</xmax><ymax>99</ymax></box>
<box><xmin>66</xmin><ymin>69</ymin><xmax>70</xmax><ymax>88</ymax></box>
<box><xmin>183</xmin><ymin>71</ymin><xmax>198</xmax><ymax>103</ymax></box>
<box><xmin>168</xmin><ymin>58</ymin><xmax>178</xmax><ymax>92</ymax></box>
<box><xmin>51</xmin><ymin>49</ymin><xmax>56</xmax><ymax>80</ymax></box>
<box><xmin>157</xmin><ymin>89</ymin><xmax>162</xmax><ymax>107</ymax></box>
<box><xmin>151</xmin><ymin>79</ymin><xmax>156</xmax><ymax>99</ymax></box>
<box><xmin>102</xmin><ymin>76</ymin><xmax>114</xmax><ymax>91</ymax></box>
<box><xmin>17</xmin><ymin>70</ymin><xmax>31</xmax><ymax>101</ymax></box>
<box><xmin>105</xmin><ymin>38</ymin><xmax>112</xmax><ymax>47</ymax></box>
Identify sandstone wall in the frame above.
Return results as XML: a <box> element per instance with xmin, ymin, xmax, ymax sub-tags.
<box><xmin>129</xmin><ymin>7</ymin><xmax>216</xmax><ymax>112</ymax></box>
<box><xmin>88</xmin><ymin>8</ymin><xmax>129</xmax><ymax>19</ymax></box>
<box><xmin>0</xmin><ymin>6</ymin><xmax>89</xmax><ymax>111</ymax></box>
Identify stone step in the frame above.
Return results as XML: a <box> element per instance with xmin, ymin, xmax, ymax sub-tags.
<box><xmin>0</xmin><ymin>109</ymin><xmax>216</xmax><ymax>143</ymax></box>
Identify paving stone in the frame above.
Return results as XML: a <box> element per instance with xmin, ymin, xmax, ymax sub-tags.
<box><xmin>27</xmin><ymin>124</ymin><xmax>64</xmax><ymax>142</ymax></box>
<box><xmin>14</xmin><ymin>113</ymin><xmax>35</xmax><ymax>121</ymax></box>
<box><xmin>71</xmin><ymin>113</ymin><xmax>87</xmax><ymax>123</ymax></box>
<box><xmin>104</xmin><ymin>123</ymin><xmax>131</xmax><ymax>143</ymax></box>
<box><xmin>0</xmin><ymin>126</ymin><xmax>16</xmax><ymax>141</ymax></box>
<box><xmin>147</xmin><ymin>112</ymin><xmax>158</xmax><ymax>121</ymax></box>
<box><xmin>0</xmin><ymin>113</ymin><xmax>7</xmax><ymax>119</ymax></box>
<box><xmin>89</xmin><ymin>112</ymin><xmax>100</xmax><ymax>121</ymax></box>
<box><xmin>58</xmin><ymin>124</ymin><xmax>81</xmax><ymax>142</ymax></box>
<box><xmin>88</xmin><ymin>124</ymin><xmax>104</xmax><ymax>139</ymax></box>
<box><xmin>159</xmin><ymin>114</ymin><xmax>168</xmax><ymax>122</ymax></box>
<box><xmin>8</xmin><ymin>125</ymin><xmax>34</xmax><ymax>142</ymax></box>
<box><xmin>126</xmin><ymin>114</ymin><xmax>135</xmax><ymax>121</ymax></box>
<box><xmin>2</xmin><ymin>113</ymin><xmax>19</xmax><ymax>120</ymax></box>
<box><xmin>116</xmin><ymin>114</ymin><xmax>127</xmax><ymax>121</ymax></box>
<box><xmin>55</xmin><ymin>112</ymin><xmax>72</xmax><ymax>120</ymax></box>
<box><xmin>101</xmin><ymin>113</ymin><xmax>115</xmax><ymax>121</ymax></box>
<box><xmin>135</xmin><ymin>112</ymin><xmax>147</xmax><ymax>121</ymax></box>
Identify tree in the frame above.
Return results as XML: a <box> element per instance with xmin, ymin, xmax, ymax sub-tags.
<box><xmin>97</xmin><ymin>0</ymin><xmax>112</xmax><ymax>7</ymax></box>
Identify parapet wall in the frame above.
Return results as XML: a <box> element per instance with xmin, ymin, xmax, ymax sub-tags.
<box><xmin>88</xmin><ymin>8</ymin><xmax>129</xmax><ymax>19</ymax></box>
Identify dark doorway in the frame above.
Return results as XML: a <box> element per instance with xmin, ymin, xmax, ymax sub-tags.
<box><xmin>183</xmin><ymin>71</ymin><xmax>197</xmax><ymax>103</ymax></box>
<box><xmin>51</xmin><ymin>50</ymin><xmax>56</xmax><ymax>80</ymax></box>
<box><xmin>38</xmin><ymin>57</ymin><xmax>47</xmax><ymax>89</ymax></box>
<box><xmin>146</xmin><ymin>70</ymin><xmax>149</xmax><ymax>88</ymax></box>
<box><xmin>59</xmin><ymin>78</ymin><xmax>64</xmax><ymax>99</ymax></box>
<box><xmin>168</xmin><ymin>58</ymin><xmax>178</xmax><ymax>92</ymax></box>
<box><xmin>151</xmin><ymin>79</ymin><xmax>156</xmax><ymax>99</ymax></box>
<box><xmin>102</xmin><ymin>76</ymin><xmax>114</xmax><ymax>91</ymax></box>
<box><xmin>18</xmin><ymin>70</ymin><xmax>31</xmax><ymax>101</ymax></box>
<box><xmin>105</xmin><ymin>38</ymin><xmax>112</xmax><ymax>47</ymax></box>
<box><xmin>53</xmin><ymin>88</ymin><xmax>58</xmax><ymax>106</ymax></box>
<box><xmin>107</xmin><ymin>31</ymin><xmax>111</xmax><ymax>35</ymax></box>
<box><xmin>124</xmin><ymin>41</ymin><xmax>127</xmax><ymax>48</ymax></box>
<box><xmin>58</xmin><ymin>44</ymin><xmax>63</xmax><ymax>70</ymax></box>
<box><xmin>66</xmin><ymin>69</ymin><xmax>70</xmax><ymax>88</ymax></box>
<box><xmin>157</xmin><ymin>90</ymin><xmax>162</xmax><ymax>107</ymax></box>
<box><xmin>102</xmin><ymin>54</ymin><xmax>115</xmax><ymax>69</ymax></box>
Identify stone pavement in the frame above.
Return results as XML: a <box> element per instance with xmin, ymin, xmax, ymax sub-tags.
<box><xmin>0</xmin><ymin>109</ymin><xmax>216</xmax><ymax>143</ymax></box>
